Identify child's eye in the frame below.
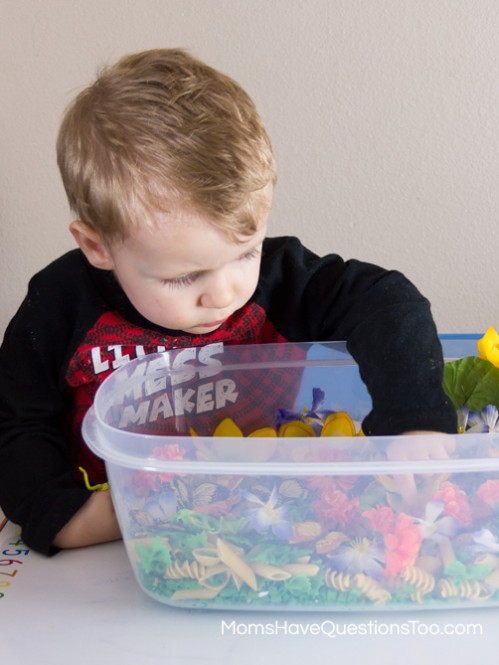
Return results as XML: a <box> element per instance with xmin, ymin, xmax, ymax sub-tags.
<box><xmin>160</xmin><ymin>247</ymin><xmax>261</xmax><ymax>289</ymax></box>
<box><xmin>161</xmin><ymin>273</ymin><xmax>198</xmax><ymax>289</ymax></box>
<box><xmin>240</xmin><ymin>246</ymin><xmax>261</xmax><ymax>261</ymax></box>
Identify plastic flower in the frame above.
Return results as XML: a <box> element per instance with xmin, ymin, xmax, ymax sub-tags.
<box><xmin>311</xmin><ymin>489</ymin><xmax>359</xmax><ymax>528</ymax></box>
<box><xmin>320</xmin><ymin>412</ymin><xmax>357</xmax><ymax>437</ymax></box>
<box><xmin>327</xmin><ymin>537</ymin><xmax>385</xmax><ymax>579</ymax></box>
<box><xmin>457</xmin><ymin>406</ymin><xmax>470</xmax><ymax>434</ymax></box>
<box><xmin>472</xmin><ymin>528</ymin><xmax>499</xmax><ymax>553</ymax></box>
<box><xmin>469</xmin><ymin>528</ymin><xmax>499</xmax><ymax>554</ymax></box>
<box><xmin>433</xmin><ymin>481</ymin><xmax>472</xmax><ymax>527</ymax></box>
<box><xmin>476</xmin><ymin>479</ymin><xmax>499</xmax><ymax>509</ymax></box>
<box><xmin>275</xmin><ymin>387</ymin><xmax>336</xmax><ymax>435</ymax></box>
<box><xmin>464</xmin><ymin>405</ymin><xmax>499</xmax><ymax>433</ymax></box>
<box><xmin>472</xmin><ymin>479</ymin><xmax>499</xmax><ymax>520</ymax></box>
<box><xmin>413</xmin><ymin>500</ymin><xmax>458</xmax><ymax>540</ymax></box>
<box><xmin>133</xmin><ymin>443</ymin><xmax>186</xmax><ymax>491</ymax></box>
<box><xmin>477</xmin><ymin>326</ymin><xmax>499</xmax><ymax>368</ymax></box>
<box><xmin>242</xmin><ymin>486</ymin><xmax>293</xmax><ymax>539</ymax></box>
<box><xmin>364</xmin><ymin>508</ymin><xmax>422</xmax><ymax>575</ymax></box>
<box><xmin>363</xmin><ymin>506</ymin><xmax>396</xmax><ymax>534</ymax></box>
<box><xmin>383</xmin><ymin>514</ymin><xmax>423</xmax><ymax>576</ymax></box>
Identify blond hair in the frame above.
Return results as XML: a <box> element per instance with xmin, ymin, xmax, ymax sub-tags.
<box><xmin>56</xmin><ymin>48</ymin><xmax>276</xmax><ymax>242</ymax></box>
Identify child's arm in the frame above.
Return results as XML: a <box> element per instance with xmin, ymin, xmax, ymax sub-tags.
<box><xmin>0</xmin><ymin>251</ymin><xmax>116</xmax><ymax>555</ymax></box>
<box><xmin>53</xmin><ymin>491</ymin><xmax>121</xmax><ymax>549</ymax></box>
<box><xmin>258</xmin><ymin>238</ymin><xmax>457</xmax><ymax>435</ymax></box>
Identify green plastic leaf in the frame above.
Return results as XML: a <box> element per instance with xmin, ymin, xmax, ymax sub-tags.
<box><xmin>135</xmin><ymin>536</ymin><xmax>172</xmax><ymax>575</ymax></box>
<box><xmin>443</xmin><ymin>560</ymin><xmax>492</xmax><ymax>583</ymax></box>
<box><xmin>443</xmin><ymin>356</ymin><xmax>499</xmax><ymax>410</ymax></box>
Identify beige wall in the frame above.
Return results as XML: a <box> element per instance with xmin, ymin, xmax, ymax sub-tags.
<box><xmin>2</xmin><ymin>0</ymin><xmax>499</xmax><ymax>336</ymax></box>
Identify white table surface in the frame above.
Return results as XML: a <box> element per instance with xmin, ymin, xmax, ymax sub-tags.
<box><xmin>0</xmin><ymin>519</ymin><xmax>497</xmax><ymax>665</ymax></box>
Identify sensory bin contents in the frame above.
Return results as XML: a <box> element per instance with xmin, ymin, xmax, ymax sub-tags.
<box><xmin>121</xmin><ymin>402</ymin><xmax>499</xmax><ymax>609</ymax></box>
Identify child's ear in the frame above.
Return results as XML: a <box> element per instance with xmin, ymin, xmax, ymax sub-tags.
<box><xmin>70</xmin><ymin>221</ymin><xmax>114</xmax><ymax>270</ymax></box>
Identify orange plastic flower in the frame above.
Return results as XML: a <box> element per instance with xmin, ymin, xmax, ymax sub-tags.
<box><xmin>477</xmin><ymin>326</ymin><xmax>499</xmax><ymax>367</ymax></box>
<box><xmin>433</xmin><ymin>481</ymin><xmax>472</xmax><ymax>528</ymax></box>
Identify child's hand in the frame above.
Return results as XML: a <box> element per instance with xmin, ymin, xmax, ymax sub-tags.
<box><xmin>387</xmin><ymin>431</ymin><xmax>456</xmax><ymax>462</ymax></box>
<box><xmin>53</xmin><ymin>490</ymin><xmax>122</xmax><ymax>549</ymax></box>
<box><xmin>385</xmin><ymin>432</ymin><xmax>456</xmax><ymax>511</ymax></box>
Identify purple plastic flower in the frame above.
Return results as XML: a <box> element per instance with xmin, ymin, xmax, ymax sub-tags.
<box><xmin>142</xmin><ymin>490</ymin><xmax>178</xmax><ymax>524</ymax></box>
<box><xmin>460</xmin><ymin>405</ymin><xmax>499</xmax><ymax>433</ymax></box>
<box><xmin>414</xmin><ymin>500</ymin><xmax>458</xmax><ymax>540</ymax></box>
<box><xmin>242</xmin><ymin>486</ymin><xmax>293</xmax><ymax>540</ymax></box>
<box><xmin>469</xmin><ymin>528</ymin><xmax>499</xmax><ymax>554</ymax></box>
<box><xmin>327</xmin><ymin>537</ymin><xmax>385</xmax><ymax>579</ymax></box>
<box><xmin>275</xmin><ymin>387</ymin><xmax>336</xmax><ymax>435</ymax></box>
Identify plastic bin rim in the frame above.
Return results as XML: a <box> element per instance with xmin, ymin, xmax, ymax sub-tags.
<box><xmin>84</xmin><ymin>408</ymin><xmax>499</xmax><ymax>476</ymax></box>
<box><xmin>90</xmin><ymin>335</ymin><xmax>480</xmax><ymax>428</ymax></box>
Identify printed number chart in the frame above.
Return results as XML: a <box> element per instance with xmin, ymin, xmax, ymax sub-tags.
<box><xmin>0</xmin><ymin>518</ymin><xmax>30</xmax><ymax>601</ymax></box>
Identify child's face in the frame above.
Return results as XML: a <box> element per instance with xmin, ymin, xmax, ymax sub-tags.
<box><xmin>95</xmin><ymin>192</ymin><xmax>271</xmax><ymax>334</ymax></box>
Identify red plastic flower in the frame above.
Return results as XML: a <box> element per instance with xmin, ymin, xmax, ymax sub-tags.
<box><xmin>363</xmin><ymin>506</ymin><xmax>396</xmax><ymax>534</ymax></box>
<box><xmin>433</xmin><ymin>481</ymin><xmax>472</xmax><ymax>528</ymax></box>
<box><xmin>311</xmin><ymin>489</ymin><xmax>359</xmax><ymax>528</ymax></box>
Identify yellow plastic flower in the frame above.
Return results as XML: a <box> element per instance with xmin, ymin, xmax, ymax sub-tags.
<box><xmin>477</xmin><ymin>326</ymin><xmax>499</xmax><ymax>368</ymax></box>
<box><xmin>278</xmin><ymin>420</ymin><xmax>317</xmax><ymax>437</ymax></box>
<box><xmin>213</xmin><ymin>417</ymin><xmax>243</xmax><ymax>437</ymax></box>
<box><xmin>320</xmin><ymin>412</ymin><xmax>357</xmax><ymax>437</ymax></box>
<box><xmin>248</xmin><ymin>427</ymin><xmax>277</xmax><ymax>437</ymax></box>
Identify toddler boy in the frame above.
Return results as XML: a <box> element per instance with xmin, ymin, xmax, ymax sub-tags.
<box><xmin>0</xmin><ymin>49</ymin><xmax>456</xmax><ymax>555</ymax></box>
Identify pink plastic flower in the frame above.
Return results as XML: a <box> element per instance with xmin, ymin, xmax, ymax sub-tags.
<box><xmin>383</xmin><ymin>514</ymin><xmax>422</xmax><ymax>576</ymax></box>
<box><xmin>363</xmin><ymin>508</ymin><xmax>422</xmax><ymax>576</ymax></box>
<box><xmin>472</xmin><ymin>479</ymin><xmax>499</xmax><ymax>520</ymax></box>
<box><xmin>476</xmin><ymin>479</ymin><xmax>499</xmax><ymax>508</ymax></box>
<box><xmin>133</xmin><ymin>443</ymin><xmax>186</xmax><ymax>493</ymax></box>
<box><xmin>433</xmin><ymin>481</ymin><xmax>472</xmax><ymax>528</ymax></box>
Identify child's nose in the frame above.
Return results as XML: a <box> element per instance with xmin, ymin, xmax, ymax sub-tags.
<box><xmin>200</xmin><ymin>271</ymin><xmax>234</xmax><ymax>309</ymax></box>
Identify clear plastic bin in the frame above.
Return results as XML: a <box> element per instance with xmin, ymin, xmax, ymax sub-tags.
<box><xmin>83</xmin><ymin>337</ymin><xmax>499</xmax><ymax>611</ymax></box>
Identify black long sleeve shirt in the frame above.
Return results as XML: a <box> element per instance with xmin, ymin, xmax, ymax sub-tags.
<box><xmin>0</xmin><ymin>236</ymin><xmax>456</xmax><ymax>554</ymax></box>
